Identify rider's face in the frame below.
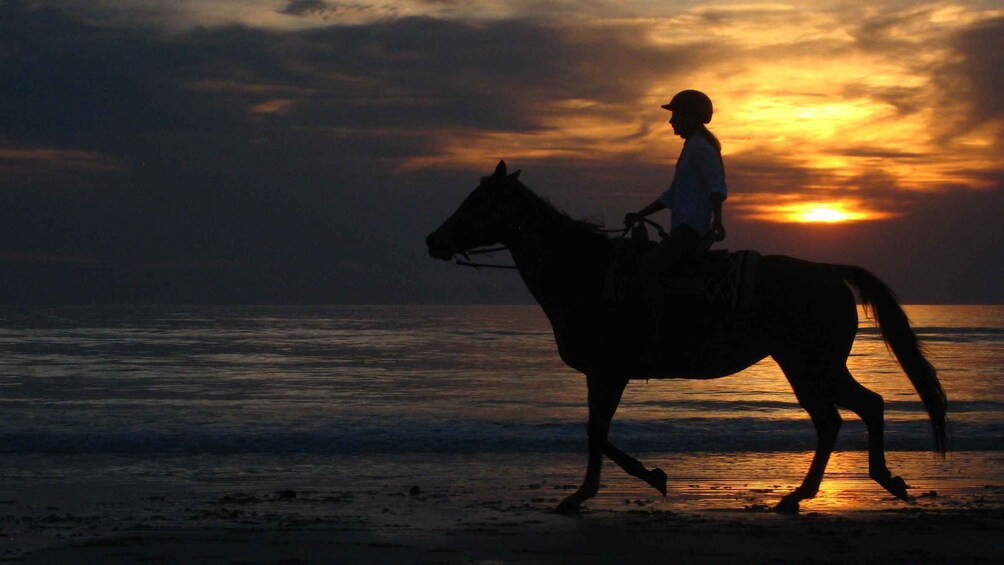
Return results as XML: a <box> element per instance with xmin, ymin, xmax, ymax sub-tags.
<box><xmin>670</xmin><ymin>112</ymin><xmax>700</xmax><ymax>138</ymax></box>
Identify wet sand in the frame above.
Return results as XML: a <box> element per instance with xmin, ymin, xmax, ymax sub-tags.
<box><xmin>4</xmin><ymin>452</ymin><xmax>1002</xmax><ymax>563</ymax></box>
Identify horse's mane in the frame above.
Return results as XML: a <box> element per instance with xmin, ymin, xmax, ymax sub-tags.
<box><xmin>513</xmin><ymin>180</ymin><xmax>608</xmax><ymax>241</ymax></box>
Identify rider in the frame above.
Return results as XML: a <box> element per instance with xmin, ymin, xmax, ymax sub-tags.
<box><xmin>625</xmin><ymin>90</ymin><xmax>727</xmax><ymax>358</ymax></box>
<box><xmin>625</xmin><ymin>89</ymin><xmax>727</xmax><ymax>285</ymax></box>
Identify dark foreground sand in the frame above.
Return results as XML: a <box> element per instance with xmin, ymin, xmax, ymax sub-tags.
<box><xmin>4</xmin><ymin>452</ymin><xmax>1002</xmax><ymax>563</ymax></box>
<box><xmin>18</xmin><ymin>507</ymin><xmax>1004</xmax><ymax>564</ymax></box>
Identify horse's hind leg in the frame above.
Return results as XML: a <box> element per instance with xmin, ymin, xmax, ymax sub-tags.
<box><xmin>833</xmin><ymin>367</ymin><xmax>909</xmax><ymax>501</ymax></box>
<box><xmin>776</xmin><ymin>396</ymin><xmax>842</xmax><ymax>513</ymax></box>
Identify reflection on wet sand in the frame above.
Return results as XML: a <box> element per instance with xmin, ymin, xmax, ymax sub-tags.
<box><xmin>568</xmin><ymin>451</ymin><xmax>1002</xmax><ymax>514</ymax></box>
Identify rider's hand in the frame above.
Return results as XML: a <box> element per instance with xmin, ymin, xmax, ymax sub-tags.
<box><xmin>624</xmin><ymin>212</ymin><xmax>643</xmax><ymax>227</ymax></box>
<box><xmin>712</xmin><ymin>221</ymin><xmax>726</xmax><ymax>242</ymax></box>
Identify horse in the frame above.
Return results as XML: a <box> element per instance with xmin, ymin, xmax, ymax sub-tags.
<box><xmin>425</xmin><ymin>160</ymin><xmax>947</xmax><ymax>513</ymax></box>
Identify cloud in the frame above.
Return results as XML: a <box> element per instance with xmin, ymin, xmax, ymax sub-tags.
<box><xmin>279</xmin><ymin>0</ymin><xmax>334</xmax><ymax>17</ymax></box>
<box><xmin>43</xmin><ymin>0</ymin><xmax>516</xmax><ymax>30</ymax></box>
<box><xmin>0</xmin><ymin>143</ymin><xmax>125</xmax><ymax>193</ymax></box>
<box><xmin>1</xmin><ymin>1</ymin><xmax>1001</xmax><ymax>303</ymax></box>
<box><xmin>284</xmin><ymin>17</ymin><xmax>696</xmax><ymax>127</ymax></box>
<box><xmin>934</xmin><ymin>16</ymin><xmax>1004</xmax><ymax>136</ymax></box>
<box><xmin>277</xmin><ymin>0</ymin><xmax>394</xmax><ymax>22</ymax></box>
<box><xmin>0</xmin><ymin>145</ymin><xmax>123</xmax><ymax>173</ymax></box>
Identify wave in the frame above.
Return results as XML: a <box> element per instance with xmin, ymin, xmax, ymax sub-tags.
<box><xmin>477</xmin><ymin>399</ymin><xmax>1004</xmax><ymax>414</ymax></box>
<box><xmin>1</xmin><ymin>417</ymin><xmax>996</xmax><ymax>455</ymax></box>
<box><xmin>857</xmin><ymin>326</ymin><xmax>1004</xmax><ymax>343</ymax></box>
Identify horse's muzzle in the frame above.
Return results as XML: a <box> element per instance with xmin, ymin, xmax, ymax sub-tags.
<box><xmin>426</xmin><ymin>231</ymin><xmax>455</xmax><ymax>261</ymax></box>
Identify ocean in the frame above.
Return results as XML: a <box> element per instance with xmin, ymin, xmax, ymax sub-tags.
<box><xmin>0</xmin><ymin>304</ymin><xmax>1001</xmax><ymax>522</ymax></box>
<box><xmin>0</xmin><ymin>304</ymin><xmax>999</xmax><ymax>456</ymax></box>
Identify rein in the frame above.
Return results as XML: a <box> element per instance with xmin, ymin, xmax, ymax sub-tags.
<box><xmin>454</xmin><ymin>218</ymin><xmax>666</xmax><ymax>270</ymax></box>
<box><xmin>455</xmin><ymin>246</ymin><xmax>520</xmax><ymax>270</ymax></box>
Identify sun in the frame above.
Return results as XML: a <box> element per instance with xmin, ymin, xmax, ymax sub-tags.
<box><xmin>796</xmin><ymin>205</ymin><xmax>853</xmax><ymax>223</ymax></box>
<box><xmin>755</xmin><ymin>201</ymin><xmax>897</xmax><ymax>224</ymax></box>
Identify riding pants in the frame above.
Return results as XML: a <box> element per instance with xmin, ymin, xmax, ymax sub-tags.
<box><xmin>640</xmin><ymin>224</ymin><xmax>701</xmax><ymax>286</ymax></box>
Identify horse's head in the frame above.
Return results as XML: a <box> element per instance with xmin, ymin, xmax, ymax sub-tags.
<box><xmin>426</xmin><ymin>160</ymin><xmax>524</xmax><ymax>261</ymax></box>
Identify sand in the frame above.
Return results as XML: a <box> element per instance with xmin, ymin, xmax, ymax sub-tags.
<box><xmin>17</xmin><ymin>509</ymin><xmax>1004</xmax><ymax>564</ymax></box>
<box><xmin>3</xmin><ymin>452</ymin><xmax>1002</xmax><ymax>563</ymax></box>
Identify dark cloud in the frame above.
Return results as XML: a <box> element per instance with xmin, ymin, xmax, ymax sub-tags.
<box><xmin>279</xmin><ymin>1</ymin><xmax>334</xmax><ymax>17</ymax></box>
<box><xmin>273</xmin><ymin>17</ymin><xmax>696</xmax><ymax>134</ymax></box>
<box><xmin>277</xmin><ymin>1</ymin><xmax>386</xmax><ymax>20</ymax></box>
<box><xmin>936</xmin><ymin>16</ymin><xmax>1004</xmax><ymax>131</ymax></box>
<box><xmin>0</xmin><ymin>3</ymin><xmax>699</xmax><ymax>174</ymax></box>
<box><xmin>0</xmin><ymin>2</ymin><xmax>694</xmax><ymax>303</ymax></box>
<box><xmin>0</xmin><ymin>5</ymin><xmax>259</xmax><ymax>154</ymax></box>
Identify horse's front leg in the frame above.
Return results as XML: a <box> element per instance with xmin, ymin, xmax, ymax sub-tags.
<box><xmin>604</xmin><ymin>442</ymin><xmax>667</xmax><ymax>495</ymax></box>
<box><xmin>555</xmin><ymin>374</ymin><xmax>626</xmax><ymax>514</ymax></box>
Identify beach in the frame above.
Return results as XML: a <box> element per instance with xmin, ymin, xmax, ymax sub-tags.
<box><xmin>4</xmin><ymin>451</ymin><xmax>1003</xmax><ymax>563</ymax></box>
<box><xmin>1</xmin><ymin>304</ymin><xmax>1001</xmax><ymax>562</ymax></box>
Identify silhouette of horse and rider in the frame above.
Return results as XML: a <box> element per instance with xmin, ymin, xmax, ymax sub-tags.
<box><xmin>426</xmin><ymin>90</ymin><xmax>947</xmax><ymax>514</ymax></box>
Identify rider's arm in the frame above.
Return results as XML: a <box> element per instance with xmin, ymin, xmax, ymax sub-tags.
<box><xmin>625</xmin><ymin>199</ymin><xmax>666</xmax><ymax>226</ymax></box>
<box><xmin>710</xmin><ymin>193</ymin><xmax>726</xmax><ymax>241</ymax></box>
<box><xmin>637</xmin><ymin>199</ymin><xmax>667</xmax><ymax>218</ymax></box>
<box><xmin>693</xmin><ymin>140</ymin><xmax>727</xmax><ymax>241</ymax></box>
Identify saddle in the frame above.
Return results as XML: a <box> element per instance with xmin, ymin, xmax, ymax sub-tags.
<box><xmin>603</xmin><ymin>235</ymin><xmax>760</xmax><ymax>314</ymax></box>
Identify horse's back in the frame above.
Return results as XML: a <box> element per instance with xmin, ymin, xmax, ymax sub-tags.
<box><xmin>746</xmin><ymin>255</ymin><xmax>860</xmax><ymax>356</ymax></box>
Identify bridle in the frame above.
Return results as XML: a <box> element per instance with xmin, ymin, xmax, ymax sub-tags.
<box><xmin>453</xmin><ymin>217</ymin><xmax>668</xmax><ymax>270</ymax></box>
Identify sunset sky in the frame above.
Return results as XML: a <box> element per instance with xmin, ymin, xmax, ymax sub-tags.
<box><xmin>1</xmin><ymin>0</ymin><xmax>1001</xmax><ymax>303</ymax></box>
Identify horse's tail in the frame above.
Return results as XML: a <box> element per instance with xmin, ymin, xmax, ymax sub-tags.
<box><xmin>834</xmin><ymin>265</ymin><xmax>948</xmax><ymax>455</ymax></box>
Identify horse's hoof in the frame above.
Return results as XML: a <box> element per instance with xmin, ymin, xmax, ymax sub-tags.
<box><xmin>774</xmin><ymin>495</ymin><xmax>800</xmax><ymax>514</ymax></box>
<box><xmin>553</xmin><ymin>498</ymin><xmax>582</xmax><ymax>515</ymax></box>
<box><xmin>885</xmin><ymin>476</ymin><xmax>910</xmax><ymax>501</ymax></box>
<box><xmin>646</xmin><ymin>468</ymin><xmax>668</xmax><ymax>496</ymax></box>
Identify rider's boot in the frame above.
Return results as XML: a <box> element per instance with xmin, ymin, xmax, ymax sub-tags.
<box><xmin>639</xmin><ymin>278</ymin><xmax>665</xmax><ymax>367</ymax></box>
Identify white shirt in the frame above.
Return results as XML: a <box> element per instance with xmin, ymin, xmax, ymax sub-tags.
<box><xmin>657</xmin><ymin>134</ymin><xmax>727</xmax><ymax>233</ymax></box>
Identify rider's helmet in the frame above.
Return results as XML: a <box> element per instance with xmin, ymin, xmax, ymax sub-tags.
<box><xmin>661</xmin><ymin>90</ymin><xmax>714</xmax><ymax>124</ymax></box>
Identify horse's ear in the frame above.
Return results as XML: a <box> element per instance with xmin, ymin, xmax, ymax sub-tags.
<box><xmin>508</xmin><ymin>169</ymin><xmax>521</xmax><ymax>180</ymax></box>
<box><xmin>494</xmin><ymin>160</ymin><xmax>507</xmax><ymax>177</ymax></box>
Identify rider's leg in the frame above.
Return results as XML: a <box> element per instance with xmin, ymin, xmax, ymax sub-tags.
<box><xmin>638</xmin><ymin>225</ymin><xmax>701</xmax><ymax>357</ymax></box>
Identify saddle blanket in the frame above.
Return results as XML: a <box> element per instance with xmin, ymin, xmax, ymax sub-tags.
<box><xmin>604</xmin><ymin>245</ymin><xmax>761</xmax><ymax>313</ymax></box>
<box><xmin>663</xmin><ymin>249</ymin><xmax>760</xmax><ymax>311</ymax></box>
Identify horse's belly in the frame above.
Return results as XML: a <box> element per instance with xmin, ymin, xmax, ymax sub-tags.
<box><xmin>647</xmin><ymin>347</ymin><xmax>768</xmax><ymax>379</ymax></box>
<box><xmin>549</xmin><ymin>313</ymin><xmax>768</xmax><ymax>378</ymax></box>
<box><xmin>648</xmin><ymin>323</ymin><xmax>770</xmax><ymax>379</ymax></box>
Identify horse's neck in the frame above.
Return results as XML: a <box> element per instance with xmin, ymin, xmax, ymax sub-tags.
<box><xmin>503</xmin><ymin>205</ymin><xmax>608</xmax><ymax>310</ymax></box>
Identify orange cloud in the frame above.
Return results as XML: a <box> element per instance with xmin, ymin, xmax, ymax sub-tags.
<box><xmin>399</xmin><ymin>4</ymin><xmax>1002</xmax><ymax>224</ymax></box>
<box><xmin>0</xmin><ymin>147</ymin><xmax>122</xmax><ymax>173</ymax></box>
<box><xmin>250</xmin><ymin>98</ymin><xmax>300</xmax><ymax>114</ymax></box>
<box><xmin>0</xmin><ymin>146</ymin><xmax>124</xmax><ymax>189</ymax></box>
